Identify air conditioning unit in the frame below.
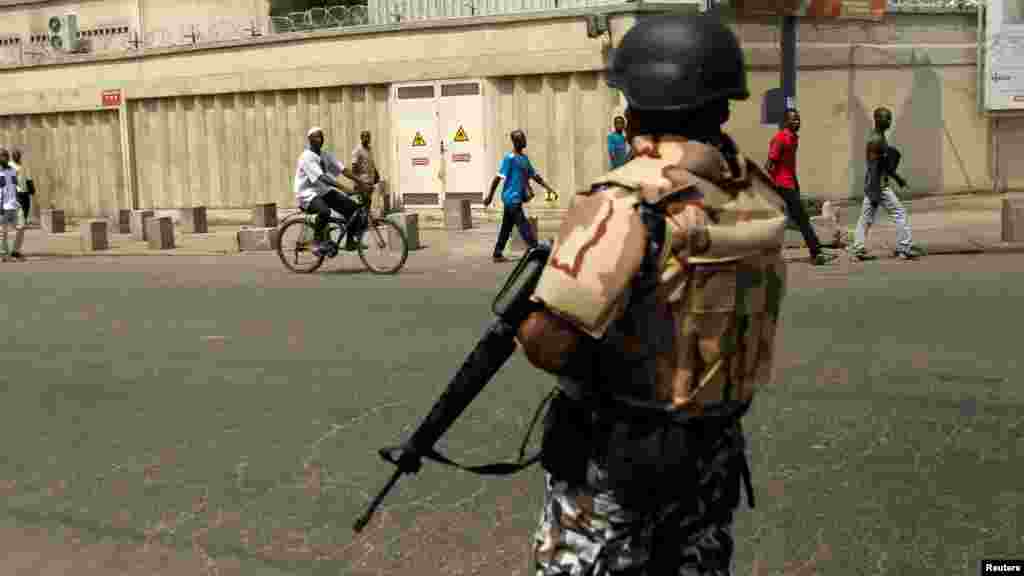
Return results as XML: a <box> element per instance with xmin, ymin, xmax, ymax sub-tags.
<box><xmin>48</xmin><ymin>14</ymin><xmax>79</xmax><ymax>52</ymax></box>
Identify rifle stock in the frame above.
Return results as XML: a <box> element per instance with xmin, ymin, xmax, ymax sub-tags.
<box><xmin>353</xmin><ymin>243</ymin><xmax>552</xmax><ymax>533</ymax></box>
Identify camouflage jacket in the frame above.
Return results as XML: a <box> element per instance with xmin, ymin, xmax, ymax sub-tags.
<box><xmin>531</xmin><ymin>135</ymin><xmax>788</xmax><ymax>415</ymax></box>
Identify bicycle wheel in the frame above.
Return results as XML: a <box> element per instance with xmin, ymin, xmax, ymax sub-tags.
<box><xmin>356</xmin><ymin>218</ymin><xmax>408</xmax><ymax>274</ymax></box>
<box><xmin>276</xmin><ymin>217</ymin><xmax>326</xmax><ymax>273</ymax></box>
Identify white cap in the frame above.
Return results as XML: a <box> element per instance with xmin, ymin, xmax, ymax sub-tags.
<box><xmin>307</xmin><ymin>126</ymin><xmax>324</xmax><ymax>137</ymax></box>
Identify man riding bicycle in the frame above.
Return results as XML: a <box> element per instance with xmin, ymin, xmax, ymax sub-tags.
<box><xmin>295</xmin><ymin>127</ymin><xmax>367</xmax><ymax>254</ymax></box>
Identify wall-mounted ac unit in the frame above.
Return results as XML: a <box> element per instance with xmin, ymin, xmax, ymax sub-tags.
<box><xmin>48</xmin><ymin>14</ymin><xmax>79</xmax><ymax>52</ymax></box>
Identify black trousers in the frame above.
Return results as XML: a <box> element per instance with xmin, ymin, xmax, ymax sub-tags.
<box><xmin>306</xmin><ymin>189</ymin><xmax>359</xmax><ymax>242</ymax></box>
<box><xmin>493</xmin><ymin>203</ymin><xmax>537</xmax><ymax>257</ymax></box>
<box><xmin>777</xmin><ymin>186</ymin><xmax>823</xmax><ymax>257</ymax></box>
<box><xmin>17</xmin><ymin>193</ymin><xmax>30</xmax><ymax>221</ymax></box>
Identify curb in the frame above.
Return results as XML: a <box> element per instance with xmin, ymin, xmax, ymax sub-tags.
<box><xmin>15</xmin><ymin>250</ymin><xmax>241</xmax><ymax>259</ymax></box>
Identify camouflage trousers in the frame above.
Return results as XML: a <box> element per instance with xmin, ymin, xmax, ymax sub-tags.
<box><xmin>532</xmin><ymin>409</ymin><xmax>751</xmax><ymax>576</ymax></box>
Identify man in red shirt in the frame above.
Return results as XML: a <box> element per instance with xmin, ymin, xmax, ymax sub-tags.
<box><xmin>767</xmin><ymin>109</ymin><xmax>836</xmax><ymax>265</ymax></box>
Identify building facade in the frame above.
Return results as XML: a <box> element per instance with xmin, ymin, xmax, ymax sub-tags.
<box><xmin>0</xmin><ymin>0</ymin><xmax>998</xmax><ymax>221</ymax></box>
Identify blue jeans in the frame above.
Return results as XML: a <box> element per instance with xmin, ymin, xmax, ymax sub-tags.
<box><xmin>493</xmin><ymin>203</ymin><xmax>536</xmax><ymax>257</ymax></box>
<box><xmin>851</xmin><ymin>186</ymin><xmax>913</xmax><ymax>255</ymax></box>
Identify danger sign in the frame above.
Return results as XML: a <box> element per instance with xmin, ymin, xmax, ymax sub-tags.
<box><xmin>411</xmin><ymin>132</ymin><xmax>426</xmax><ymax>147</ymax></box>
<box><xmin>452</xmin><ymin>153</ymin><xmax>471</xmax><ymax>163</ymax></box>
<box><xmin>453</xmin><ymin>126</ymin><xmax>469</xmax><ymax>143</ymax></box>
<box><xmin>412</xmin><ymin>157</ymin><xmax>429</xmax><ymax>166</ymax></box>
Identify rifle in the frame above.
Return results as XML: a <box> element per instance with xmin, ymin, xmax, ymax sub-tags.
<box><xmin>353</xmin><ymin>242</ymin><xmax>553</xmax><ymax>533</ymax></box>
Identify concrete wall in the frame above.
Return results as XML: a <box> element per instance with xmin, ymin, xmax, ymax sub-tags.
<box><xmin>0</xmin><ymin>0</ymin><xmax>267</xmax><ymax>64</ymax></box>
<box><xmin>0</xmin><ymin>109</ymin><xmax>123</xmax><ymax>217</ymax></box>
<box><xmin>729</xmin><ymin>14</ymin><xmax>988</xmax><ymax>200</ymax></box>
<box><xmin>0</xmin><ymin>13</ymin><xmax>620</xmax><ymax>113</ymax></box>
<box><xmin>130</xmin><ymin>85</ymin><xmax>390</xmax><ymax>210</ymax></box>
<box><xmin>140</xmin><ymin>0</ymin><xmax>267</xmax><ymax>47</ymax></box>
<box><xmin>0</xmin><ymin>0</ymin><xmax>139</xmax><ymax>64</ymax></box>
<box><xmin>488</xmin><ymin>72</ymin><xmax>623</xmax><ymax>204</ymax></box>
<box><xmin>0</xmin><ymin>8</ymin><xmax>994</xmax><ymax>218</ymax></box>
<box><xmin>991</xmin><ymin>116</ymin><xmax>1024</xmax><ymax>191</ymax></box>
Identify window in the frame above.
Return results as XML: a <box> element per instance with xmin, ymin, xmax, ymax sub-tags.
<box><xmin>441</xmin><ymin>83</ymin><xmax>480</xmax><ymax>97</ymax></box>
<box><xmin>397</xmin><ymin>85</ymin><xmax>435</xmax><ymax>99</ymax></box>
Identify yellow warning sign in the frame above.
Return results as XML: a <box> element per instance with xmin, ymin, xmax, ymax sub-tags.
<box><xmin>453</xmin><ymin>126</ymin><xmax>469</xmax><ymax>143</ymax></box>
<box><xmin>411</xmin><ymin>132</ymin><xmax>426</xmax><ymax>147</ymax></box>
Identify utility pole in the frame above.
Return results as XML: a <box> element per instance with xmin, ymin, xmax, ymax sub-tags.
<box><xmin>781</xmin><ymin>14</ymin><xmax>797</xmax><ymax>111</ymax></box>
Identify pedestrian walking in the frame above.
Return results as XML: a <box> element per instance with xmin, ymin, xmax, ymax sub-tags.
<box><xmin>608</xmin><ymin>115</ymin><xmax>630</xmax><ymax>170</ymax></box>
<box><xmin>517</xmin><ymin>14</ymin><xmax>787</xmax><ymax>575</ymax></box>
<box><xmin>766</xmin><ymin>109</ymin><xmax>837</xmax><ymax>266</ymax></box>
<box><xmin>348</xmin><ymin>130</ymin><xmax>380</xmax><ymax>212</ymax></box>
<box><xmin>483</xmin><ymin>129</ymin><xmax>556</xmax><ymax>262</ymax></box>
<box><xmin>850</xmin><ymin>107</ymin><xmax>923</xmax><ymax>261</ymax></box>
<box><xmin>11</xmin><ymin>149</ymin><xmax>32</xmax><ymax>225</ymax></box>
<box><xmin>0</xmin><ymin>148</ymin><xmax>25</xmax><ymax>261</ymax></box>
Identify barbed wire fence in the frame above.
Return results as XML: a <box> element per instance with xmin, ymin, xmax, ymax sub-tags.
<box><xmin>0</xmin><ymin>6</ymin><xmax>374</xmax><ymax>66</ymax></box>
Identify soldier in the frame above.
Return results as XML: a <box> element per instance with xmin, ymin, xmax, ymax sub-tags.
<box><xmin>515</xmin><ymin>14</ymin><xmax>788</xmax><ymax>575</ymax></box>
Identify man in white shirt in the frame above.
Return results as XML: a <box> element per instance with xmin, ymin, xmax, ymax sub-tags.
<box><xmin>0</xmin><ymin>149</ymin><xmax>25</xmax><ymax>261</ymax></box>
<box><xmin>295</xmin><ymin>127</ymin><xmax>364</xmax><ymax>254</ymax></box>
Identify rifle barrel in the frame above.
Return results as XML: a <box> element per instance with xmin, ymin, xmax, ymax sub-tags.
<box><xmin>353</xmin><ymin>318</ymin><xmax>519</xmax><ymax>533</ymax></box>
<box><xmin>408</xmin><ymin>318</ymin><xmax>519</xmax><ymax>452</ymax></box>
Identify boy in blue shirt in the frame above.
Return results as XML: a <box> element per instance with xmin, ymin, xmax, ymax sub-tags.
<box><xmin>484</xmin><ymin>129</ymin><xmax>556</xmax><ymax>262</ymax></box>
<box><xmin>607</xmin><ymin>115</ymin><xmax>630</xmax><ymax>169</ymax></box>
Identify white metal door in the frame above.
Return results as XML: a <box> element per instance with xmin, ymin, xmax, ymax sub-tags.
<box><xmin>393</xmin><ymin>82</ymin><xmax>441</xmax><ymax>206</ymax></box>
<box><xmin>438</xmin><ymin>80</ymin><xmax>486</xmax><ymax>205</ymax></box>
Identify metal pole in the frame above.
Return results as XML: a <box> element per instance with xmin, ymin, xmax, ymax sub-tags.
<box><xmin>781</xmin><ymin>14</ymin><xmax>797</xmax><ymax>110</ymax></box>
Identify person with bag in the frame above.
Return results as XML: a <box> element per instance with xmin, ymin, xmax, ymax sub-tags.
<box><xmin>483</xmin><ymin>129</ymin><xmax>556</xmax><ymax>262</ymax></box>
<box><xmin>850</xmin><ymin>107</ymin><xmax>923</xmax><ymax>261</ymax></box>
<box><xmin>11</xmin><ymin>149</ymin><xmax>32</xmax><ymax>225</ymax></box>
<box><xmin>514</xmin><ymin>14</ymin><xmax>788</xmax><ymax>575</ymax></box>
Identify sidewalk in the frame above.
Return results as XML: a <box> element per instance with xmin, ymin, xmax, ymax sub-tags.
<box><xmin>8</xmin><ymin>194</ymin><xmax>1024</xmax><ymax>263</ymax></box>
<box><xmin>792</xmin><ymin>192</ymin><xmax>1024</xmax><ymax>259</ymax></box>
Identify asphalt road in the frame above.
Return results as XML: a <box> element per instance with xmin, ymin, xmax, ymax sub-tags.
<box><xmin>0</xmin><ymin>251</ymin><xmax>1021</xmax><ymax>575</ymax></box>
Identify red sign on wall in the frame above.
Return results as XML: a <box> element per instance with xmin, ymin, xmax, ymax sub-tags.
<box><xmin>101</xmin><ymin>89</ymin><xmax>122</xmax><ymax>107</ymax></box>
<box><xmin>452</xmin><ymin>153</ymin><xmax>471</xmax><ymax>163</ymax></box>
<box><xmin>412</xmin><ymin>157</ymin><xmax>429</xmax><ymax>166</ymax></box>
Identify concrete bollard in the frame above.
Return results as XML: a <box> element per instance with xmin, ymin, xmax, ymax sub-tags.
<box><xmin>41</xmin><ymin>209</ymin><xmax>65</xmax><ymax>233</ymax></box>
<box><xmin>510</xmin><ymin>216</ymin><xmax>540</xmax><ymax>251</ymax></box>
<box><xmin>237</xmin><ymin>227</ymin><xmax>279</xmax><ymax>252</ymax></box>
<box><xmin>80</xmin><ymin>219</ymin><xmax>109</xmax><ymax>251</ymax></box>
<box><xmin>374</xmin><ymin>181</ymin><xmax>391</xmax><ymax>218</ymax></box>
<box><xmin>443</xmin><ymin>198</ymin><xmax>472</xmax><ymax>230</ymax></box>
<box><xmin>252</xmin><ymin>203</ymin><xmax>278</xmax><ymax>228</ymax></box>
<box><xmin>179</xmin><ymin>206</ymin><xmax>208</xmax><ymax>234</ymax></box>
<box><xmin>1002</xmin><ymin>197</ymin><xmax>1024</xmax><ymax>242</ymax></box>
<box><xmin>386</xmin><ymin>212</ymin><xmax>419</xmax><ymax>251</ymax></box>
<box><xmin>131</xmin><ymin>210</ymin><xmax>154</xmax><ymax>241</ymax></box>
<box><xmin>809</xmin><ymin>215</ymin><xmax>843</xmax><ymax>248</ymax></box>
<box><xmin>116</xmin><ymin>209</ymin><xmax>131</xmax><ymax>234</ymax></box>
<box><xmin>146</xmin><ymin>216</ymin><xmax>175</xmax><ymax>250</ymax></box>
<box><xmin>821</xmin><ymin>201</ymin><xmax>840</xmax><ymax>223</ymax></box>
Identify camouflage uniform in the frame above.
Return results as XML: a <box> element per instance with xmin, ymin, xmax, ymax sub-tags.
<box><xmin>529</xmin><ymin>135</ymin><xmax>787</xmax><ymax>575</ymax></box>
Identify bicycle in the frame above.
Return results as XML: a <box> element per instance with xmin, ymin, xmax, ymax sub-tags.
<box><xmin>276</xmin><ymin>194</ymin><xmax>409</xmax><ymax>274</ymax></box>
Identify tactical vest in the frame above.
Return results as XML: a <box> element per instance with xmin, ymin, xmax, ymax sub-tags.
<box><xmin>532</xmin><ymin>136</ymin><xmax>788</xmax><ymax>416</ymax></box>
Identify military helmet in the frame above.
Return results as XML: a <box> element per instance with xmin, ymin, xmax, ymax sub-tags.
<box><xmin>607</xmin><ymin>13</ymin><xmax>749</xmax><ymax>112</ymax></box>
